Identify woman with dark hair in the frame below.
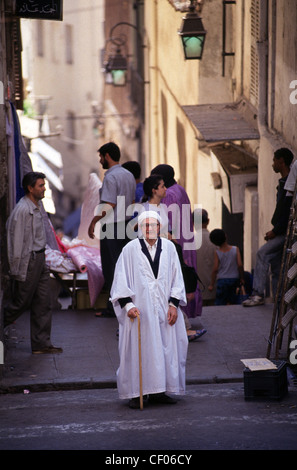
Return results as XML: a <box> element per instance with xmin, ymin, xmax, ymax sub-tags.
<box><xmin>141</xmin><ymin>174</ymin><xmax>171</xmax><ymax>238</ymax></box>
<box><xmin>142</xmin><ymin>174</ymin><xmax>165</xmax><ymax>203</ymax></box>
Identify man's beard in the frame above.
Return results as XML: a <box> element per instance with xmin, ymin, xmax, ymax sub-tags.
<box><xmin>102</xmin><ymin>158</ymin><xmax>109</xmax><ymax>169</ymax></box>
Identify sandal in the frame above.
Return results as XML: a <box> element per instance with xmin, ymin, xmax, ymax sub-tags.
<box><xmin>188</xmin><ymin>329</ymin><xmax>207</xmax><ymax>342</ymax></box>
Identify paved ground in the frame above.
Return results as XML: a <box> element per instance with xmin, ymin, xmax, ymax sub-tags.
<box><xmin>1</xmin><ymin>300</ymin><xmax>294</xmax><ymax>392</ymax></box>
<box><xmin>1</xmin><ymin>301</ymin><xmax>297</xmax><ymax>451</ymax></box>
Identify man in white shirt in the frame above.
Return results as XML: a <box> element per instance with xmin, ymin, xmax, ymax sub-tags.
<box><xmin>110</xmin><ymin>211</ymin><xmax>188</xmax><ymax>409</ymax></box>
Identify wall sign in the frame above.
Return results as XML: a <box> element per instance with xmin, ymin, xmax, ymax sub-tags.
<box><xmin>15</xmin><ymin>0</ymin><xmax>63</xmax><ymax>21</ymax></box>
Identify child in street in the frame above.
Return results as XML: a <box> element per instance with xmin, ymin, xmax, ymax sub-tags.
<box><xmin>208</xmin><ymin>229</ymin><xmax>245</xmax><ymax>305</ymax></box>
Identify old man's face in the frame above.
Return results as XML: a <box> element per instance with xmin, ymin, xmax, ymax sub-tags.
<box><xmin>140</xmin><ymin>217</ymin><xmax>160</xmax><ymax>241</ymax></box>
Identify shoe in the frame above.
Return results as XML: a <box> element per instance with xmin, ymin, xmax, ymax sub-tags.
<box><xmin>32</xmin><ymin>345</ymin><xmax>63</xmax><ymax>354</ymax></box>
<box><xmin>128</xmin><ymin>396</ymin><xmax>148</xmax><ymax>409</ymax></box>
<box><xmin>188</xmin><ymin>329</ymin><xmax>207</xmax><ymax>342</ymax></box>
<box><xmin>128</xmin><ymin>397</ymin><xmax>141</xmax><ymax>409</ymax></box>
<box><xmin>148</xmin><ymin>393</ymin><xmax>177</xmax><ymax>405</ymax></box>
<box><xmin>95</xmin><ymin>309</ymin><xmax>115</xmax><ymax>318</ymax></box>
<box><xmin>242</xmin><ymin>295</ymin><xmax>264</xmax><ymax>307</ymax></box>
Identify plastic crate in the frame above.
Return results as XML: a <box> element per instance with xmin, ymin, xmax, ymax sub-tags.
<box><xmin>243</xmin><ymin>360</ymin><xmax>288</xmax><ymax>400</ymax></box>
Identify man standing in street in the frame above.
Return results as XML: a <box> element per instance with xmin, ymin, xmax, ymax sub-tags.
<box><xmin>88</xmin><ymin>142</ymin><xmax>136</xmax><ymax>316</ymax></box>
<box><xmin>243</xmin><ymin>148</ymin><xmax>294</xmax><ymax>306</ymax></box>
<box><xmin>4</xmin><ymin>172</ymin><xmax>62</xmax><ymax>354</ymax></box>
<box><xmin>110</xmin><ymin>211</ymin><xmax>188</xmax><ymax>409</ymax></box>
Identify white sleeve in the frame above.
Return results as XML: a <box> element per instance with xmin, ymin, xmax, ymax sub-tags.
<box><xmin>285</xmin><ymin>160</ymin><xmax>297</xmax><ymax>193</ymax></box>
<box><xmin>123</xmin><ymin>302</ymin><xmax>136</xmax><ymax>313</ymax></box>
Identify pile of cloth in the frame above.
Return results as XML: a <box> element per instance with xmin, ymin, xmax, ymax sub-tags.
<box><xmin>45</xmin><ymin>173</ymin><xmax>104</xmax><ymax>307</ymax></box>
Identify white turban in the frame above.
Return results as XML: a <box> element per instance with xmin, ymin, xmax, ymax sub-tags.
<box><xmin>138</xmin><ymin>210</ymin><xmax>161</xmax><ymax>226</ymax></box>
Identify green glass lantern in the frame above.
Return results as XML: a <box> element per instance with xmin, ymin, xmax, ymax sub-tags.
<box><xmin>107</xmin><ymin>50</ymin><xmax>128</xmax><ymax>86</ymax></box>
<box><xmin>178</xmin><ymin>7</ymin><xmax>207</xmax><ymax>60</ymax></box>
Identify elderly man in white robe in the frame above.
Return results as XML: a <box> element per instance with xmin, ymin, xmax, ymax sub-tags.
<box><xmin>110</xmin><ymin>210</ymin><xmax>188</xmax><ymax>409</ymax></box>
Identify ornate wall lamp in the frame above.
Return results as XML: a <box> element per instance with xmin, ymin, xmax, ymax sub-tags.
<box><xmin>178</xmin><ymin>0</ymin><xmax>207</xmax><ymax>60</ymax></box>
<box><xmin>106</xmin><ymin>48</ymin><xmax>128</xmax><ymax>86</ymax></box>
<box><xmin>104</xmin><ymin>36</ymin><xmax>128</xmax><ymax>86</ymax></box>
<box><xmin>103</xmin><ymin>22</ymin><xmax>144</xmax><ymax>87</ymax></box>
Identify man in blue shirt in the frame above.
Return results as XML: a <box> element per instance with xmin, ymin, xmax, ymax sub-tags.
<box><xmin>88</xmin><ymin>142</ymin><xmax>136</xmax><ymax>316</ymax></box>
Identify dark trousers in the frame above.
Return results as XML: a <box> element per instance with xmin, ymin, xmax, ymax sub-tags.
<box><xmin>100</xmin><ymin>222</ymin><xmax>129</xmax><ymax>311</ymax></box>
<box><xmin>5</xmin><ymin>252</ymin><xmax>52</xmax><ymax>351</ymax></box>
<box><xmin>215</xmin><ymin>278</ymin><xmax>239</xmax><ymax>305</ymax></box>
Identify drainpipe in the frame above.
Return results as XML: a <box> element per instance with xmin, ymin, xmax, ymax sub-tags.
<box><xmin>268</xmin><ymin>0</ymin><xmax>276</xmax><ymax>130</ymax></box>
<box><xmin>150</xmin><ymin>0</ymin><xmax>160</xmax><ymax>171</ymax></box>
<box><xmin>257</xmin><ymin>0</ymin><xmax>282</xmax><ymax>147</ymax></box>
<box><xmin>257</xmin><ymin>0</ymin><xmax>269</xmax><ymax>138</ymax></box>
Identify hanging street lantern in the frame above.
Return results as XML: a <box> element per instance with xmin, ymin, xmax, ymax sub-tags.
<box><xmin>106</xmin><ymin>49</ymin><xmax>128</xmax><ymax>86</ymax></box>
<box><xmin>178</xmin><ymin>1</ymin><xmax>207</xmax><ymax>60</ymax></box>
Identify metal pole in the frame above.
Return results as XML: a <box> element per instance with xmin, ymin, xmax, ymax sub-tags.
<box><xmin>137</xmin><ymin>314</ymin><xmax>143</xmax><ymax>410</ymax></box>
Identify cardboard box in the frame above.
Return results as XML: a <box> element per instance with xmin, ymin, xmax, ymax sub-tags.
<box><xmin>76</xmin><ymin>289</ymin><xmax>109</xmax><ymax>310</ymax></box>
<box><xmin>243</xmin><ymin>360</ymin><xmax>288</xmax><ymax>400</ymax></box>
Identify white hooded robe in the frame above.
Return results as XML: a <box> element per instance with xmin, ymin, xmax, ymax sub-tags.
<box><xmin>110</xmin><ymin>237</ymin><xmax>188</xmax><ymax>400</ymax></box>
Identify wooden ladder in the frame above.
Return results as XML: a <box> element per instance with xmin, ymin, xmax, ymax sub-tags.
<box><xmin>267</xmin><ymin>182</ymin><xmax>297</xmax><ymax>359</ymax></box>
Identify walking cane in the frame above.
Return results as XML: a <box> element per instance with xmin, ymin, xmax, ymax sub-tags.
<box><xmin>137</xmin><ymin>314</ymin><xmax>143</xmax><ymax>410</ymax></box>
